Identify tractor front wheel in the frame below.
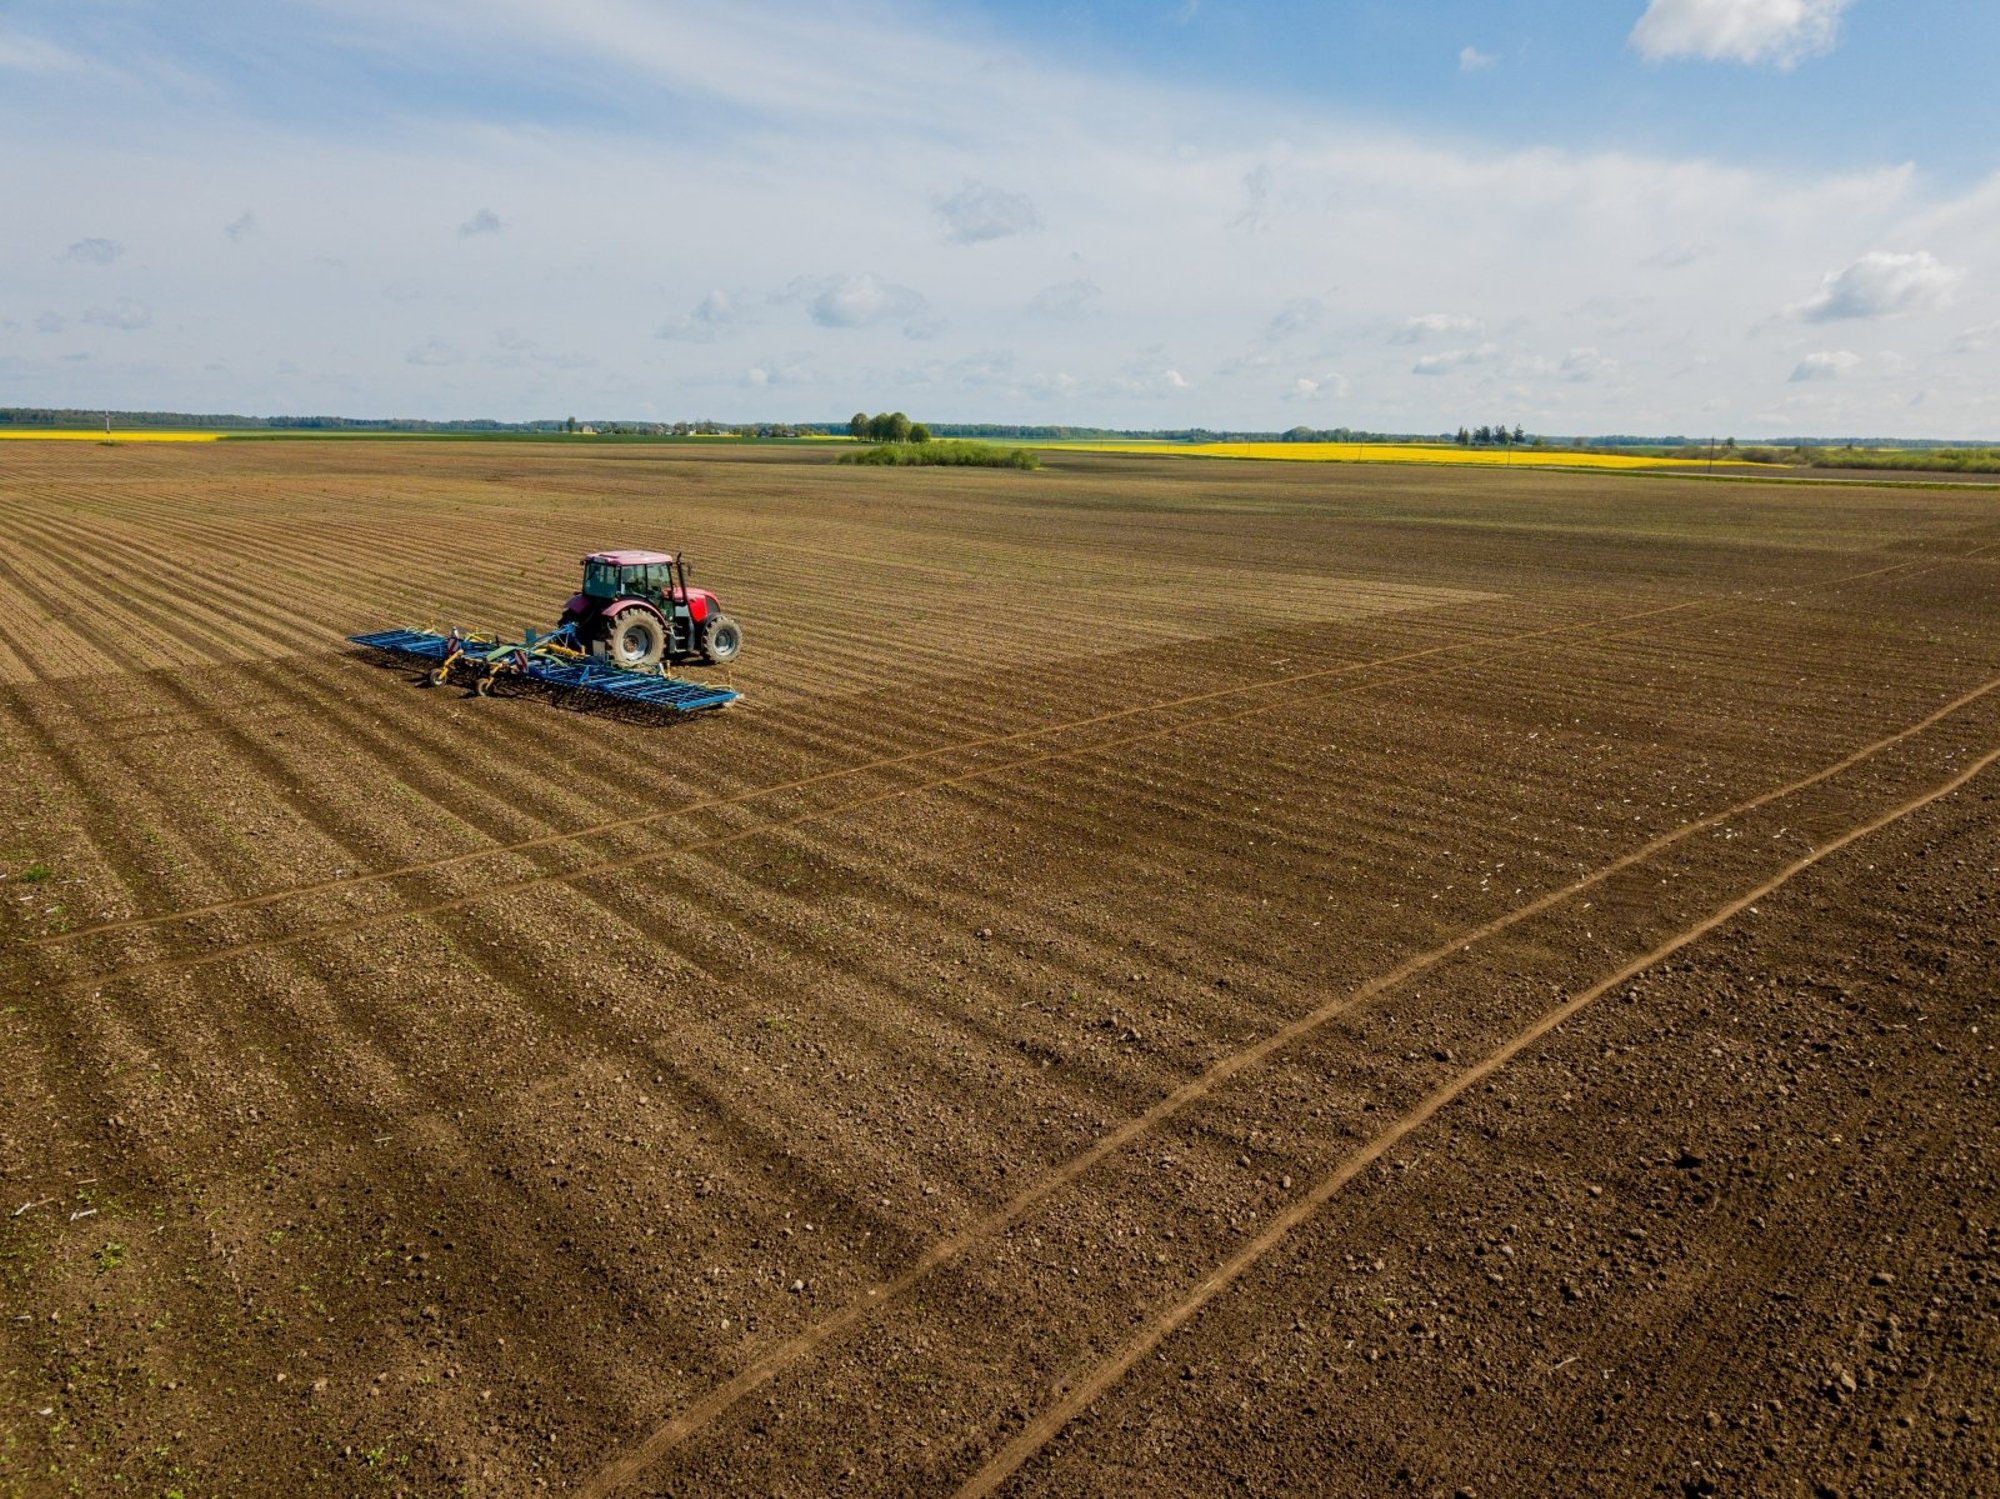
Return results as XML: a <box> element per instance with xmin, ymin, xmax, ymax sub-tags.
<box><xmin>700</xmin><ymin>615</ymin><xmax>742</xmax><ymax>664</ymax></box>
<box><xmin>592</xmin><ymin>609</ymin><xmax>666</xmax><ymax>670</ymax></box>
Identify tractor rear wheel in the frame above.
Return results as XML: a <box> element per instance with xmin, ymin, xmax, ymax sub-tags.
<box><xmin>592</xmin><ymin>609</ymin><xmax>666</xmax><ymax>670</ymax></box>
<box><xmin>701</xmin><ymin>615</ymin><xmax>742</xmax><ymax>664</ymax></box>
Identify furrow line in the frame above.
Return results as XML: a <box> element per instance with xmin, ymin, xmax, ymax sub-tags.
<box><xmin>571</xmin><ymin>666</ymin><xmax>2000</xmax><ymax>1498</ymax></box>
<box><xmin>22</xmin><ymin>591</ymin><xmax>1806</xmax><ymax>999</ymax></box>
<box><xmin>949</xmin><ymin>740</ymin><xmax>2000</xmax><ymax>1499</ymax></box>
<box><xmin>37</xmin><ymin>596</ymin><xmax>1708</xmax><ymax>948</ymax></box>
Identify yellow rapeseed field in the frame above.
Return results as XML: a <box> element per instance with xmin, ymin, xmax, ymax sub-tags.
<box><xmin>1050</xmin><ymin>440</ymin><xmax>1702</xmax><ymax>471</ymax></box>
<box><xmin>0</xmin><ymin>430</ymin><xmax>223</xmax><ymax>443</ymax></box>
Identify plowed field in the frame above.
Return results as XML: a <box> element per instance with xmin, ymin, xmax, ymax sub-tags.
<box><xmin>1</xmin><ymin>441</ymin><xmax>1995</xmax><ymax>1498</ymax></box>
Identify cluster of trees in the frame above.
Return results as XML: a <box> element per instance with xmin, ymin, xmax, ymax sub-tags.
<box><xmin>1454</xmin><ymin>424</ymin><xmax>1530</xmax><ymax>446</ymax></box>
<box><xmin>848</xmin><ymin>411</ymin><xmax>933</xmax><ymax>443</ymax></box>
<box><xmin>1281</xmin><ymin>426</ymin><xmax>1367</xmax><ymax>442</ymax></box>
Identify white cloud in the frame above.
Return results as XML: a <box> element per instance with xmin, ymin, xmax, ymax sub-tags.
<box><xmin>743</xmin><ymin>355</ymin><xmax>815</xmax><ymax>387</ymax></box>
<box><xmin>1786</xmin><ymin>251</ymin><xmax>1964</xmax><ymax>322</ymax></box>
<box><xmin>1027</xmin><ymin>280</ymin><xmax>1101</xmax><ymax>319</ymax></box>
<box><xmin>1459</xmin><ymin>46</ymin><xmax>1496</xmax><ymax>73</ymax></box>
<box><xmin>802</xmin><ymin>272</ymin><xmax>927</xmax><ymax>331</ymax></box>
<box><xmin>1287</xmin><ymin>372</ymin><xmax>1350</xmax><ymax>400</ymax></box>
<box><xmin>1789</xmin><ymin>349</ymin><xmax>1861</xmax><ymax>381</ymax></box>
<box><xmin>933</xmin><ymin>182</ymin><xmax>1041</xmax><ymax>245</ymax></box>
<box><xmin>1559</xmin><ymin>347</ymin><xmax>1618</xmax><ymax>382</ymax></box>
<box><xmin>1412</xmin><ymin>343</ymin><xmax>1501</xmax><ymax>375</ymax></box>
<box><xmin>1262</xmin><ymin>298</ymin><xmax>1321</xmax><ymax>342</ymax></box>
<box><xmin>1231</xmin><ymin>162</ymin><xmax>1273</xmax><ymax>233</ymax></box>
<box><xmin>1162</xmin><ymin>368</ymin><xmax>1190</xmax><ymax>390</ymax></box>
<box><xmin>1630</xmin><ymin>0</ymin><xmax>1850</xmax><ymax>69</ymax></box>
<box><xmin>405</xmin><ymin>337</ymin><xmax>464</xmax><ymax>365</ymax></box>
<box><xmin>484</xmin><ymin>328</ymin><xmax>592</xmax><ymax>371</ymax></box>
<box><xmin>457</xmin><ymin>208</ymin><xmax>502</xmax><ymax>237</ymax></box>
<box><xmin>658</xmin><ymin>289</ymin><xmax>758</xmax><ymax>343</ymax></box>
<box><xmin>62</xmin><ymin>237</ymin><xmax>124</xmax><ymax>264</ymax></box>
<box><xmin>1643</xmin><ymin>243</ymin><xmax>1710</xmax><ymax>270</ymax></box>
<box><xmin>1949</xmin><ymin>321</ymin><xmax>2000</xmax><ymax>354</ymax></box>
<box><xmin>1394</xmin><ymin>313</ymin><xmax>1482</xmax><ymax>343</ymax></box>
<box><xmin>80</xmin><ymin>299</ymin><xmax>151</xmax><ymax>330</ymax></box>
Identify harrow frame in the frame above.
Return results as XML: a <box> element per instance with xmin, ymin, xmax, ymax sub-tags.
<box><xmin>348</xmin><ymin>623</ymin><xmax>740</xmax><ymax>714</ymax></box>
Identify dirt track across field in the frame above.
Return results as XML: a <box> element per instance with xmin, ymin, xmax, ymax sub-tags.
<box><xmin>0</xmin><ymin>441</ymin><xmax>1995</xmax><ymax>1497</ymax></box>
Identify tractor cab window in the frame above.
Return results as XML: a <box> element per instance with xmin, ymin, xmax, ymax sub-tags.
<box><xmin>585</xmin><ymin>559</ymin><xmax>619</xmax><ymax>594</ymax></box>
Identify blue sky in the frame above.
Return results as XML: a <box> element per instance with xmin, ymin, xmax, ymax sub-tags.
<box><xmin>4</xmin><ymin>0</ymin><xmax>1997</xmax><ymax>434</ymax></box>
<box><xmin>981</xmin><ymin>2</ymin><xmax>1997</xmax><ymax>185</ymax></box>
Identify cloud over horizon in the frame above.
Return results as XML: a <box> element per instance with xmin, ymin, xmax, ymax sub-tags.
<box><xmin>1787</xmin><ymin>251</ymin><xmax>1965</xmax><ymax>322</ymax></box>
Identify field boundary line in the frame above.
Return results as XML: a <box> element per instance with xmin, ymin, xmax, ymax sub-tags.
<box><xmin>572</xmin><ymin>669</ymin><xmax>2000</xmax><ymax>1498</ymax></box>
<box><xmin>35</xmin><ymin>596</ymin><xmax>1712</xmax><ymax>949</ymax></box>
<box><xmin>36</xmin><ymin>553</ymin><xmax>1933</xmax><ymax>952</ymax></box>
<box><xmin>950</xmin><ymin>738</ymin><xmax>2000</xmax><ymax>1499</ymax></box>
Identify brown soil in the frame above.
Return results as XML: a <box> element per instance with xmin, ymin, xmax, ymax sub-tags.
<box><xmin>0</xmin><ymin>441</ymin><xmax>1994</xmax><ymax>1498</ymax></box>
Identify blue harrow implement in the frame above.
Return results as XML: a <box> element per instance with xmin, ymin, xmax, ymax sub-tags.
<box><xmin>348</xmin><ymin>623</ymin><xmax>739</xmax><ymax>714</ymax></box>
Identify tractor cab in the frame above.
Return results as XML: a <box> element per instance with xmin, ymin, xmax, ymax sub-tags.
<box><xmin>561</xmin><ymin>548</ymin><xmax>742</xmax><ymax>670</ymax></box>
<box><xmin>582</xmin><ymin>549</ymin><xmax>684</xmax><ymax>605</ymax></box>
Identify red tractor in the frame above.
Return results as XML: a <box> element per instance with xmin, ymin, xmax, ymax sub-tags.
<box><xmin>559</xmin><ymin>549</ymin><xmax>743</xmax><ymax>670</ymax></box>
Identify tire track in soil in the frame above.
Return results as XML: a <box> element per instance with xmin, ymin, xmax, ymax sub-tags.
<box><xmin>1067</xmin><ymin>870</ymin><xmax>1994</xmax><ymax>1499</ymax></box>
<box><xmin>947</xmin><ymin>741</ymin><xmax>2000</xmax><ymax>1499</ymax></box>
<box><xmin>570</xmin><ymin>669</ymin><xmax>2000</xmax><ymax>1498</ymax></box>
<box><xmin>34</xmin><ymin>594</ymin><xmax>1712</xmax><ymax>950</ymax></box>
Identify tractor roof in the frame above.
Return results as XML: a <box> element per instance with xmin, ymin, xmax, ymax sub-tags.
<box><xmin>586</xmin><ymin>549</ymin><xmax>677</xmax><ymax>567</ymax></box>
